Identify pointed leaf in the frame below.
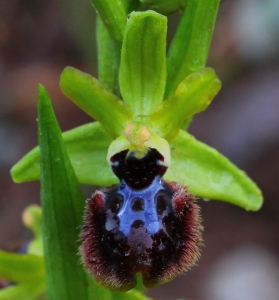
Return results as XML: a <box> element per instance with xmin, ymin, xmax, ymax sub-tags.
<box><xmin>90</xmin><ymin>0</ymin><xmax>126</xmax><ymax>43</ymax></box>
<box><xmin>148</xmin><ymin>68</ymin><xmax>221</xmax><ymax>140</ymax></box>
<box><xmin>165</xmin><ymin>0</ymin><xmax>220</xmax><ymax>99</ymax></box>
<box><xmin>11</xmin><ymin>122</ymin><xmax>116</xmax><ymax>186</ymax></box>
<box><xmin>0</xmin><ymin>251</ymin><xmax>44</xmax><ymax>283</ymax></box>
<box><xmin>119</xmin><ymin>11</ymin><xmax>167</xmax><ymax>120</ymax></box>
<box><xmin>0</xmin><ymin>278</ymin><xmax>46</xmax><ymax>300</ymax></box>
<box><xmin>60</xmin><ymin>67</ymin><xmax>133</xmax><ymax>139</ymax></box>
<box><xmin>165</xmin><ymin>130</ymin><xmax>263</xmax><ymax>211</ymax></box>
<box><xmin>38</xmin><ymin>85</ymin><xmax>111</xmax><ymax>300</ymax></box>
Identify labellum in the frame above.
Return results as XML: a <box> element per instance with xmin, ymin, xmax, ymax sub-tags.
<box><xmin>80</xmin><ymin>145</ymin><xmax>203</xmax><ymax>291</ymax></box>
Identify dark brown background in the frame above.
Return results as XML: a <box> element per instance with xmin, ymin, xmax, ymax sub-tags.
<box><xmin>0</xmin><ymin>1</ymin><xmax>279</xmax><ymax>299</ymax></box>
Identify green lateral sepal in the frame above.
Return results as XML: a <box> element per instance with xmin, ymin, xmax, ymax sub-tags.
<box><xmin>165</xmin><ymin>130</ymin><xmax>263</xmax><ymax>211</ymax></box>
<box><xmin>11</xmin><ymin>122</ymin><xmax>115</xmax><ymax>186</ymax></box>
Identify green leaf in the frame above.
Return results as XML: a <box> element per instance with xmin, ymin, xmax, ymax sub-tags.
<box><xmin>11</xmin><ymin>122</ymin><xmax>115</xmax><ymax>186</ymax></box>
<box><xmin>148</xmin><ymin>68</ymin><xmax>221</xmax><ymax>140</ymax></box>
<box><xmin>38</xmin><ymin>85</ymin><xmax>111</xmax><ymax>300</ymax></box>
<box><xmin>60</xmin><ymin>67</ymin><xmax>133</xmax><ymax>139</ymax></box>
<box><xmin>0</xmin><ymin>250</ymin><xmax>44</xmax><ymax>283</ymax></box>
<box><xmin>90</xmin><ymin>0</ymin><xmax>126</xmax><ymax>43</ymax></box>
<box><xmin>119</xmin><ymin>11</ymin><xmax>167</xmax><ymax>121</ymax></box>
<box><xmin>0</xmin><ymin>278</ymin><xmax>46</xmax><ymax>300</ymax></box>
<box><xmin>96</xmin><ymin>16</ymin><xmax>121</xmax><ymax>96</ymax></box>
<box><xmin>165</xmin><ymin>0</ymin><xmax>220</xmax><ymax>99</ymax></box>
<box><xmin>165</xmin><ymin>130</ymin><xmax>263</xmax><ymax>211</ymax></box>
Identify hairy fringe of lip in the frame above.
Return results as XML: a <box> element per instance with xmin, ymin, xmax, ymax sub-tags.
<box><xmin>80</xmin><ymin>179</ymin><xmax>203</xmax><ymax>292</ymax></box>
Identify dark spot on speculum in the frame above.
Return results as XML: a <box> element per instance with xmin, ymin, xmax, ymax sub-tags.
<box><xmin>105</xmin><ymin>192</ymin><xmax>123</xmax><ymax>214</ymax></box>
<box><xmin>131</xmin><ymin>197</ymin><xmax>144</xmax><ymax>211</ymax></box>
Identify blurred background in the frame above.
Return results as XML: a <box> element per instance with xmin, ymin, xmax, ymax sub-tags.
<box><xmin>0</xmin><ymin>0</ymin><xmax>279</xmax><ymax>299</ymax></box>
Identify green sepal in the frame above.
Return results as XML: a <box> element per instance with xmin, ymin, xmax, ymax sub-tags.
<box><xmin>38</xmin><ymin>85</ymin><xmax>111</xmax><ymax>300</ymax></box>
<box><xmin>0</xmin><ymin>278</ymin><xmax>46</xmax><ymax>300</ymax></box>
<box><xmin>11</xmin><ymin>122</ymin><xmax>115</xmax><ymax>186</ymax></box>
<box><xmin>90</xmin><ymin>0</ymin><xmax>126</xmax><ymax>43</ymax></box>
<box><xmin>165</xmin><ymin>0</ymin><xmax>220</xmax><ymax>99</ymax></box>
<box><xmin>60</xmin><ymin>67</ymin><xmax>133</xmax><ymax>139</ymax></box>
<box><xmin>119</xmin><ymin>11</ymin><xmax>167</xmax><ymax>121</ymax></box>
<box><xmin>166</xmin><ymin>130</ymin><xmax>263</xmax><ymax>211</ymax></box>
<box><xmin>148</xmin><ymin>68</ymin><xmax>221</xmax><ymax>140</ymax></box>
<box><xmin>0</xmin><ymin>250</ymin><xmax>44</xmax><ymax>283</ymax></box>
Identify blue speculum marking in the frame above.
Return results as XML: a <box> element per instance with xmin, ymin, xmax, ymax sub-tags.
<box><xmin>108</xmin><ymin>176</ymin><xmax>164</xmax><ymax>236</ymax></box>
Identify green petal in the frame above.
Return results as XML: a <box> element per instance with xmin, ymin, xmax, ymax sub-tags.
<box><xmin>119</xmin><ymin>11</ymin><xmax>167</xmax><ymax>121</ymax></box>
<box><xmin>38</xmin><ymin>85</ymin><xmax>111</xmax><ymax>300</ymax></box>
<box><xmin>90</xmin><ymin>0</ymin><xmax>126</xmax><ymax>43</ymax></box>
<box><xmin>148</xmin><ymin>68</ymin><xmax>221</xmax><ymax>140</ymax></box>
<box><xmin>165</xmin><ymin>130</ymin><xmax>263</xmax><ymax>211</ymax></box>
<box><xmin>60</xmin><ymin>67</ymin><xmax>133</xmax><ymax>139</ymax></box>
<box><xmin>165</xmin><ymin>0</ymin><xmax>220</xmax><ymax>99</ymax></box>
<box><xmin>0</xmin><ymin>278</ymin><xmax>46</xmax><ymax>300</ymax></box>
<box><xmin>0</xmin><ymin>250</ymin><xmax>44</xmax><ymax>283</ymax></box>
<box><xmin>11</xmin><ymin>122</ymin><xmax>115</xmax><ymax>186</ymax></box>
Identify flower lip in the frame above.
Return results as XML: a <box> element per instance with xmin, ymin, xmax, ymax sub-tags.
<box><xmin>110</xmin><ymin>148</ymin><xmax>168</xmax><ymax>190</ymax></box>
<box><xmin>80</xmin><ymin>177</ymin><xmax>203</xmax><ymax>291</ymax></box>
